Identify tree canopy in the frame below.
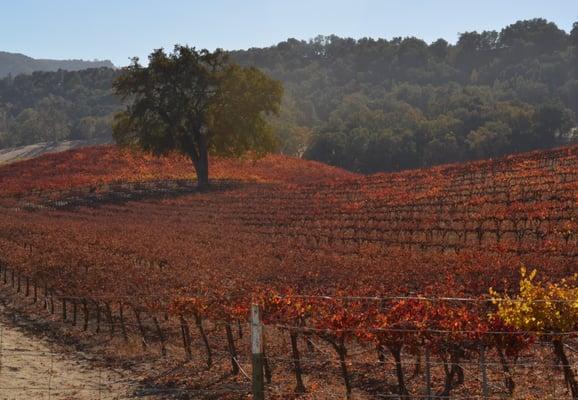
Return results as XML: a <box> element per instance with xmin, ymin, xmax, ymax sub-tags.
<box><xmin>112</xmin><ymin>46</ymin><xmax>283</xmax><ymax>189</ymax></box>
<box><xmin>0</xmin><ymin>68</ymin><xmax>118</xmax><ymax>148</ymax></box>
<box><xmin>1</xmin><ymin>19</ymin><xmax>577</xmax><ymax>173</ymax></box>
<box><xmin>230</xmin><ymin>18</ymin><xmax>578</xmax><ymax>172</ymax></box>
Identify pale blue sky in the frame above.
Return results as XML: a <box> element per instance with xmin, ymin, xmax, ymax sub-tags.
<box><xmin>1</xmin><ymin>0</ymin><xmax>577</xmax><ymax>66</ymax></box>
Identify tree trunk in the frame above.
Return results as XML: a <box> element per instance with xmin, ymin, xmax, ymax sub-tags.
<box><xmin>388</xmin><ymin>344</ymin><xmax>411</xmax><ymax>399</ymax></box>
<box><xmin>119</xmin><ymin>302</ymin><xmax>128</xmax><ymax>341</ymax></box>
<box><xmin>306</xmin><ymin>335</ymin><xmax>315</xmax><ymax>353</ymax></box>
<box><xmin>179</xmin><ymin>315</ymin><xmax>192</xmax><ymax>360</ymax></box>
<box><xmin>82</xmin><ymin>299</ymin><xmax>89</xmax><ymax>331</ymax></box>
<box><xmin>105</xmin><ymin>302</ymin><xmax>114</xmax><ymax>337</ymax></box>
<box><xmin>196</xmin><ymin>135</ymin><xmax>210</xmax><ymax>190</ymax></box>
<box><xmin>497</xmin><ymin>348</ymin><xmax>515</xmax><ymax>395</ymax></box>
<box><xmin>194</xmin><ymin>313</ymin><xmax>212</xmax><ymax>368</ymax></box>
<box><xmin>44</xmin><ymin>282</ymin><xmax>49</xmax><ymax>310</ymax></box>
<box><xmin>552</xmin><ymin>339</ymin><xmax>578</xmax><ymax>399</ymax></box>
<box><xmin>152</xmin><ymin>316</ymin><xmax>167</xmax><ymax>357</ymax></box>
<box><xmin>437</xmin><ymin>350</ymin><xmax>463</xmax><ymax>398</ymax></box>
<box><xmin>95</xmin><ymin>301</ymin><xmax>101</xmax><ymax>333</ymax></box>
<box><xmin>325</xmin><ymin>337</ymin><xmax>352</xmax><ymax>399</ymax></box>
<box><xmin>262</xmin><ymin>332</ymin><xmax>272</xmax><ymax>384</ymax></box>
<box><xmin>412</xmin><ymin>352</ymin><xmax>422</xmax><ymax>378</ymax></box>
<box><xmin>377</xmin><ymin>344</ymin><xmax>385</xmax><ymax>364</ymax></box>
<box><xmin>225</xmin><ymin>323</ymin><xmax>239</xmax><ymax>375</ymax></box>
<box><xmin>188</xmin><ymin>132</ymin><xmax>210</xmax><ymax>191</ymax></box>
<box><xmin>133</xmin><ymin>308</ymin><xmax>147</xmax><ymax>350</ymax></box>
<box><xmin>195</xmin><ymin>160</ymin><xmax>210</xmax><ymax>190</ymax></box>
<box><xmin>72</xmin><ymin>300</ymin><xmax>77</xmax><ymax>326</ymax></box>
<box><xmin>261</xmin><ymin>347</ymin><xmax>272</xmax><ymax>385</ymax></box>
<box><xmin>290</xmin><ymin>331</ymin><xmax>306</xmax><ymax>393</ymax></box>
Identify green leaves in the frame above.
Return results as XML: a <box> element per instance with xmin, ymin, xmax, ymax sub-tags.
<box><xmin>112</xmin><ymin>45</ymin><xmax>283</xmax><ymax>188</ymax></box>
<box><xmin>209</xmin><ymin>65</ymin><xmax>283</xmax><ymax>157</ymax></box>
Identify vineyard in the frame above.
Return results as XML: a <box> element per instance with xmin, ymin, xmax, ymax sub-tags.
<box><xmin>0</xmin><ymin>145</ymin><xmax>576</xmax><ymax>399</ymax></box>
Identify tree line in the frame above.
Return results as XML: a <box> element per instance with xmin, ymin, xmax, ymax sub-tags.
<box><xmin>231</xmin><ymin>18</ymin><xmax>578</xmax><ymax>172</ymax></box>
<box><xmin>0</xmin><ymin>67</ymin><xmax>119</xmax><ymax>147</ymax></box>
<box><xmin>1</xmin><ymin>18</ymin><xmax>577</xmax><ymax>173</ymax></box>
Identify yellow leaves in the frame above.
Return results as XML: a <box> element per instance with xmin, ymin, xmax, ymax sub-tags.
<box><xmin>490</xmin><ymin>266</ymin><xmax>578</xmax><ymax>335</ymax></box>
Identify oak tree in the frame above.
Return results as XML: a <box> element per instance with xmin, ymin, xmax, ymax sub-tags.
<box><xmin>112</xmin><ymin>45</ymin><xmax>282</xmax><ymax>189</ymax></box>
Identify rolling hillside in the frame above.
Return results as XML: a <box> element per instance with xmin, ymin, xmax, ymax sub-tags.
<box><xmin>0</xmin><ymin>139</ymin><xmax>110</xmax><ymax>165</ymax></box>
<box><xmin>0</xmin><ymin>144</ymin><xmax>575</xmax><ymax>398</ymax></box>
<box><xmin>0</xmin><ymin>51</ymin><xmax>114</xmax><ymax>78</ymax></box>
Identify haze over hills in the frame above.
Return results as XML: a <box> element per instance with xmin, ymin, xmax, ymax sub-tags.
<box><xmin>0</xmin><ymin>51</ymin><xmax>115</xmax><ymax>78</ymax></box>
<box><xmin>0</xmin><ymin>18</ymin><xmax>577</xmax><ymax>174</ymax></box>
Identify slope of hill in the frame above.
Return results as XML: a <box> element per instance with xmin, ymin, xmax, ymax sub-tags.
<box><xmin>0</xmin><ymin>144</ymin><xmax>356</xmax><ymax>197</ymax></box>
<box><xmin>1</xmin><ymin>19</ymin><xmax>577</xmax><ymax>169</ymax></box>
<box><xmin>0</xmin><ymin>138</ymin><xmax>110</xmax><ymax>165</ymax></box>
<box><xmin>0</xmin><ymin>144</ymin><xmax>576</xmax><ymax>398</ymax></box>
<box><xmin>0</xmin><ymin>51</ymin><xmax>114</xmax><ymax>78</ymax></box>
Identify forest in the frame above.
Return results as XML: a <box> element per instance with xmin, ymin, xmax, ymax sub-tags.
<box><xmin>1</xmin><ymin>18</ymin><xmax>577</xmax><ymax>172</ymax></box>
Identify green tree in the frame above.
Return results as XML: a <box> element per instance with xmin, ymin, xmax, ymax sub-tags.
<box><xmin>0</xmin><ymin>105</ymin><xmax>10</xmax><ymax>147</ymax></box>
<box><xmin>429</xmin><ymin>39</ymin><xmax>449</xmax><ymax>60</ymax></box>
<box><xmin>74</xmin><ymin>115</ymin><xmax>112</xmax><ymax>140</ymax></box>
<box><xmin>498</xmin><ymin>18</ymin><xmax>567</xmax><ymax>54</ymax></box>
<box><xmin>572</xmin><ymin>22</ymin><xmax>578</xmax><ymax>48</ymax></box>
<box><xmin>466</xmin><ymin>121</ymin><xmax>512</xmax><ymax>158</ymax></box>
<box><xmin>37</xmin><ymin>96</ymin><xmax>71</xmax><ymax>142</ymax></box>
<box><xmin>112</xmin><ymin>46</ymin><xmax>283</xmax><ymax>189</ymax></box>
<box><xmin>571</xmin><ymin>22</ymin><xmax>578</xmax><ymax>78</ymax></box>
<box><xmin>12</xmin><ymin>108</ymin><xmax>43</xmax><ymax>145</ymax></box>
<box><xmin>532</xmin><ymin>102</ymin><xmax>575</xmax><ymax>147</ymax></box>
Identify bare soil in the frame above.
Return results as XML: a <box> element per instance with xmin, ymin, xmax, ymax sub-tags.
<box><xmin>0</xmin><ymin>308</ymin><xmax>136</xmax><ymax>400</ymax></box>
<box><xmin>0</xmin><ymin>139</ymin><xmax>109</xmax><ymax>165</ymax></box>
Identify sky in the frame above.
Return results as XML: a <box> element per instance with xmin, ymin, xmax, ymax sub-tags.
<box><xmin>1</xmin><ymin>0</ymin><xmax>577</xmax><ymax>67</ymax></box>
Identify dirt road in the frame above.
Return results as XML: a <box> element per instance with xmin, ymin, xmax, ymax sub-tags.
<box><xmin>0</xmin><ymin>139</ymin><xmax>109</xmax><ymax>165</ymax></box>
<box><xmin>0</xmin><ymin>317</ymin><xmax>136</xmax><ymax>400</ymax></box>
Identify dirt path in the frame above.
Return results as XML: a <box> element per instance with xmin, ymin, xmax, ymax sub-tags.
<box><xmin>0</xmin><ymin>139</ymin><xmax>109</xmax><ymax>165</ymax></box>
<box><xmin>0</xmin><ymin>316</ymin><xmax>137</xmax><ymax>399</ymax></box>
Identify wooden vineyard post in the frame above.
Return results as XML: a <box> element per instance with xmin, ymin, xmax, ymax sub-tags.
<box><xmin>251</xmin><ymin>304</ymin><xmax>265</xmax><ymax>400</ymax></box>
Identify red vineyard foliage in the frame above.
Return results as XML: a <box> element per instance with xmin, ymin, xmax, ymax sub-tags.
<box><xmin>0</xmin><ymin>144</ymin><xmax>576</xmax><ymax>398</ymax></box>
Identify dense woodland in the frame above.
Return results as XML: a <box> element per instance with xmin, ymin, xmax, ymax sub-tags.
<box><xmin>0</xmin><ymin>68</ymin><xmax>119</xmax><ymax>146</ymax></box>
<box><xmin>1</xmin><ymin>18</ymin><xmax>578</xmax><ymax>172</ymax></box>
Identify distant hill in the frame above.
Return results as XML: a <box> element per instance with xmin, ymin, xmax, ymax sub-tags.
<box><xmin>0</xmin><ymin>51</ymin><xmax>115</xmax><ymax>78</ymax></box>
<box><xmin>1</xmin><ymin>18</ymin><xmax>577</xmax><ymax>173</ymax></box>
